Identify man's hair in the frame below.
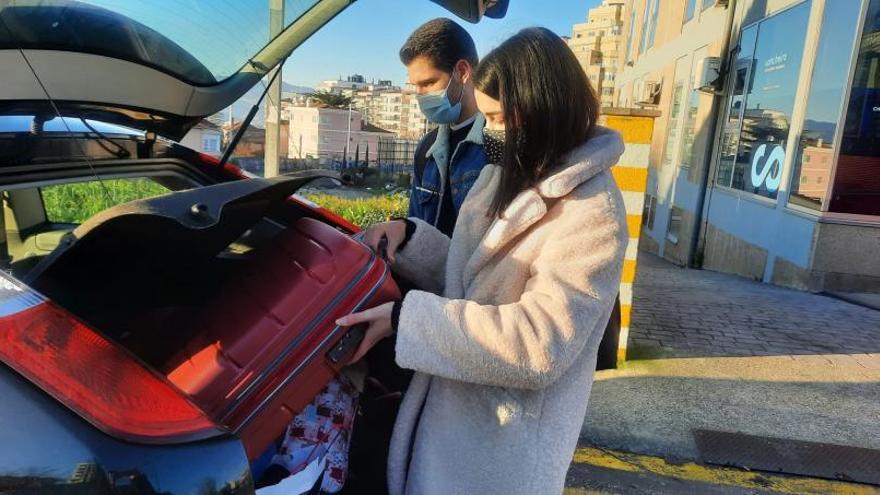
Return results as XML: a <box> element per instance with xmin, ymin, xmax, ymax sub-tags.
<box><xmin>399</xmin><ymin>18</ymin><xmax>478</xmax><ymax>72</ymax></box>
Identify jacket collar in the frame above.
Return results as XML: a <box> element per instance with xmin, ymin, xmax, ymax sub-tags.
<box><xmin>475</xmin><ymin>126</ymin><xmax>624</xmax><ymax>255</ymax></box>
<box><xmin>425</xmin><ymin>112</ymin><xmax>486</xmax><ymax>164</ymax></box>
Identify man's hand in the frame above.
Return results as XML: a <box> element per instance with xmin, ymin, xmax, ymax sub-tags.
<box><xmin>362</xmin><ymin>220</ymin><xmax>407</xmax><ymax>263</ymax></box>
<box><xmin>336</xmin><ymin>302</ymin><xmax>395</xmax><ymax>364</ymax></box>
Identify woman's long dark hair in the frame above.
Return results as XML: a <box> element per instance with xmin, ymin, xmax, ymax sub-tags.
<box><xmin>474</xmin><ymin>27</ymin><xmax>599</xmax><ymax>217</ymax></box>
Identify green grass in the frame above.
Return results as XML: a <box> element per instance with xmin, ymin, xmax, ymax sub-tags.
<box><xmin>41</xmin><ymin>178</ymin><xmax>409</xmax><ymax>230</ymax></box>
<box><xmin>304</xmin><ymin>193</ymin><xmax>409</xmax><ymax>228</ymax></box>
<box><xmin>42</xmin><ymin>178</ymin><xmax>170</xmax><ymax>224</ymax></box>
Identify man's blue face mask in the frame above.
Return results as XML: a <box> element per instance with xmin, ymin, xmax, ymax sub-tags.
<box><xmin>416</xmin><ymin>73</ymin><xmax>463</xmax><ymax>124</ymax></box>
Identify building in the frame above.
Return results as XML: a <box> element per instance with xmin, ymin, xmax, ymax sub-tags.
<box><xmin>567</xmin><ymin>0</ymin><xmax>625</xmax><ymax>107</ymax></box>
<box><xmin>284</xmin><ymin>105</ymin><xmax>392</xmax><ymax>164</ymax></box>
<box><xmin>350</xmin><ymin>83</ymin><xmax>429</xmax><ymax>140</ymax></box>
<box><xmin>179</xmin><ymin>120</ymin><xmax>223</xmax><ymax>158</ymax></box>
<box><xmin>616</xmin><ymin>0</ymin><xmax>880</xmax><ymax>293</ymax></box>
<box><xmin>222</xmin><ymin>122</ymin><xmax>267</xmax><ymax>158</ymax></box>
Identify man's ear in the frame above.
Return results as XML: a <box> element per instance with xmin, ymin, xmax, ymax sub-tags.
<box><xmin>456</xmin><ymin>59</ymin><xmax>474</xmax><ymax>85</ymax></box>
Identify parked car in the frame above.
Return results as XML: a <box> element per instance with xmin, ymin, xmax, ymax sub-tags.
<box><xmin>0</xmin><ymin>0</ymin><xmax>508</xmax><ymax>493</ymax></box>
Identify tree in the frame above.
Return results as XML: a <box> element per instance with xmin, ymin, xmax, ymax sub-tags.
<box><xmin>306</xmin><ymin>90</ymin><xmax>353</xmax><ymax>109</ymax></box>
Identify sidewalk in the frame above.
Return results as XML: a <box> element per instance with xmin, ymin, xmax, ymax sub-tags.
<box><xmin>577</xmin><ymin>253</ymin><xmax>880</xmax><ymax>490</ymax></box>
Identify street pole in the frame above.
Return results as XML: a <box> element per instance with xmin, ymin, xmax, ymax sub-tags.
<box><xmin>264</xmin><ymin>0</ymin><xmax>284</xmax><ymax>177</ymax></box>
<box><xmin>345</xmin><ymin>101</ymin><xmax>353</xmax><ymax>163</ymax></box>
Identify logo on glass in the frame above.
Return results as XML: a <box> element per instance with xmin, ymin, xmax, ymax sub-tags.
<box><xmin>750</xmin><ymin>143</ymin><xmax>785</xmax><ymax>193</ymax></box>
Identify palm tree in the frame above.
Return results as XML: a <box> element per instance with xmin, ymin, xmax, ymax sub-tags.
<box><xmin>306</xmin><ymin>90</ymin><xmax>353</xmax><ymax>109</ymax></box>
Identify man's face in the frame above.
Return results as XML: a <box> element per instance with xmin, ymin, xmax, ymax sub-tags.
<box><xmin>406</xmin><ymin>55</ymin><xmax>456</xmax><ymax>96</ymax></box>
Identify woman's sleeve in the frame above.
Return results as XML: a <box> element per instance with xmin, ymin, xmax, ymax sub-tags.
<box><xmin>391</xmin><ymin>217</ymin><xmax>450</xmax><ymax>295</ymax></box>
<box><xmin>394</xmin><ymin>191</ymin><xmax>627</xmax><ymax>390</ymax></box>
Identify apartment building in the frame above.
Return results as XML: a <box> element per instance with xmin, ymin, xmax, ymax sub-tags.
<box><xmin>567</xmin><ymin>0</ymin><xmax>625</xmax><ymax>106</ymax></box>
<box><xmin>284</xmin><ymin>105</ymin><xmax>391</xmax><ymax>164</ymax></box>
<box><xmin>618</xmin><ymin>0</ymin><xmax>880</xmax><ymax>293</ymax></box>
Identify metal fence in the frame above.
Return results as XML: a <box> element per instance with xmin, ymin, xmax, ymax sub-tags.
<box><xmin>234</xmin><ymin>137</ymin><xmax>419</xmax><ymax>182</ymax></box>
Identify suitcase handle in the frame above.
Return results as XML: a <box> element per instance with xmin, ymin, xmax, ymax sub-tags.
<box><xmin>327</xmin><ymin>324</ymin><xmax>367</xmax><ymax>364</ymax></box>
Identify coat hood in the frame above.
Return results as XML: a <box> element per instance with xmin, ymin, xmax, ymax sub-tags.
<box><xmin>536</xmin><ymin>126</ymin><xmax>625</xmax><ymax>199</ymax></box>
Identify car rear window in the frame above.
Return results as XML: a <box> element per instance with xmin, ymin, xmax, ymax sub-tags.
<box><xmin>42</xmin><ymin>178</ymin><xmax>171</xmax><ymax>224</ymax></box>
<box><xmin>0</xmin><ymin>0</ymin><xmax>323</xmax><ymax>85</ymax></box>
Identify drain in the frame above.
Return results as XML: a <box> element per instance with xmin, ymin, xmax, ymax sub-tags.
<box><xmin>693</xmin><ymin>429</ymin><xmax>880</xmax><ymax>485</ymax></box>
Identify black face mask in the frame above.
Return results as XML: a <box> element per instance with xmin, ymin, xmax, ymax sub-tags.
<box><xmin>483</xmin><ymin>128</ymin><xmax>505</xmax><ymax>165</ymax></box>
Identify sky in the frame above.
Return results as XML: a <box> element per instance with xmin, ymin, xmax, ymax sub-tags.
<box><xmin>282</xmin><ymin>0</ymin><xmax>603</xmax><ymax>88</ymax></box>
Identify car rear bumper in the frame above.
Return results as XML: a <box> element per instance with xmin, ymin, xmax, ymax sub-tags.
<box><xmin>0</xmin><ymin>363</ymin><xmax>252</xmax><ymax>493</ymax></box>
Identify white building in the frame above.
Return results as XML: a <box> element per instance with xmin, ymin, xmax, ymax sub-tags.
<box><xmin>179</xmin><ymin>120</ymin><xmax>223</xmax><ymax>158</ymax></box>
<box><xmin>284</xmin><ymin>105</ymin><xmax>391</xmax><ymax>164</ymax></box>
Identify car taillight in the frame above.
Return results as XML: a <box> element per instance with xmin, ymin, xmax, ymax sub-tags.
<box><xmin>0</xmin><ymin>275</ymin><xmax>222</xmax><ymax>444</ymax></box>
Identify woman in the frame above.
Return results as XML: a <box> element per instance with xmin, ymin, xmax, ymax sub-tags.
<box><xmin>337</xmin><ymin>27</ymin><xmax>628</xmax><ymax>495</ymax></box>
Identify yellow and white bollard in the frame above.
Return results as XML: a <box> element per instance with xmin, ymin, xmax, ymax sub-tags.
<box><xmin>598</xmin><ymin>109</ymin><xmax>658</xmax><ymax>364</ymax></box>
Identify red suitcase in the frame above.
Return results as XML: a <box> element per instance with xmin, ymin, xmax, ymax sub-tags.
<box><xmin>25</xmin><ymin>175</ymin><xmax>399</xmax><ymax>459</ymax></box>
<box><xmin>165</xmin><ymin>216</ymin><xmax>399</xmax><ymax>459</ymax></box>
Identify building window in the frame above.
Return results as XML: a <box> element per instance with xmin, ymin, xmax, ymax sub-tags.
<box><xmin>646</xmin><ymin>0</ymin><xmax>659</xmax><ymax>50</ymax></box>
<box><xmin>202</xmin><ymin>134</ymin><xmax>220</xmax><ymax>153</ymax></box>
<box><xmin>684</xmin><ymin>0</ymin><xmax>698</xmax><ymax>23</ymax></box>
<box><xmin>638</xmin><ymin>0</ymin><xmax>652</xmax><ymax>55</ymax></box>
<box><xmin>662</xmin><ymin>57</ymin><xmax>690</xmax><ymax>169</ymax></box>
<box><xmin>667</xmin><ymin>206</ymin><xmax>683</xmax><ymax>244</ymax></box>
<box><xmin>715</xmin><ymin>2</ymin><xmax>811</xmax><ymax>200</ymax></box>
<box><xmin>642</xmin><ymin>194</ymin><xmax>657</xmax><ymax>229</ymax></box>
<box><xmin>625</xmin><ymin>3</ymin><xmax>637</xmax><ymax>63</ymax></box>
<box><xmin>679</xmin><ymin>48</ymin><xmax>707</xmax><ymax>169</ymax></box>
<box><xmin>788</xmin><ymin>0</ymin><xmax>862</xmax><ymax>211</ymax></box>
<box><xmin>829</xmin><ymin>0</ymin><xmax>880</xmax><ymax>215</ymax></box>
<box><xmin>702</xmin><ymin>0</ymin><xmax>714</xmax><ymax>9</ymax></box>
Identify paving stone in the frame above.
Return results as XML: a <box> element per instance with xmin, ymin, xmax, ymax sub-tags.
<box><xmin>627</xmin><ymin>253</ymin><xmax>880</xmax><ymax>358</ymax></box>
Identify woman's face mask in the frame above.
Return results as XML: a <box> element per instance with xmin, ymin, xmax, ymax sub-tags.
<box><xmin>482</xmin><ymin>128</ymin><xmax>506</xmax><ymax>165</ymax></box>
<box><xmin>416</xmin><ymin>74</ymin><xmax>463</xmax><ymax>124</ymax></box>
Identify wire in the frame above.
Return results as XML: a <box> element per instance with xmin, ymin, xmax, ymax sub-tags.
<box><xmin>9</xmin><ymin>36</ymin><xmax>115</xmax><ymax>205</ymax></box>
<box><xmin>80</xmin><ymin>118</ymin><xmax>131</xmax><ymax>159</ymax></box>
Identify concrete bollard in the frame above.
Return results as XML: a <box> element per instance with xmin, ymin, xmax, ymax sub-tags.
<box><xmin>598</xmin><ymin>108</ymin><xmax>659</xmax><ymax>364</ymax></box>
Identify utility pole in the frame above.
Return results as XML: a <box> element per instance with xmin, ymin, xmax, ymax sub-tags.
<box><xmin>345</xmin><ymin>100</ymin><xmax>353</xmax><ymax>163</ymax></box>
<box><xmin>264</xmin><ymin>0</ymin><xmax>284</xmax><ymax>177</ymax></box>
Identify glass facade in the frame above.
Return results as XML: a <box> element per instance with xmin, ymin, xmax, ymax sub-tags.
<box><xmin>831</xmin><ymin>0</ymin><xmax>880</xmax><ymax>215</ymax></box>
<box><xmin>715</xmin><ymin>1</ymin><xmax>811</xmax><ymax>199</ymax></box>
<box><xmin>788</xmin><ymin>0</ymin><xmax>863</xmax><ymax>210</ymax></box>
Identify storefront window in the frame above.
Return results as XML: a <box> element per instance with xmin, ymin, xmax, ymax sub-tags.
<box><xmin>788</xmin><ymin>0</ymin><xmax>863</xmax><ymax>211</ymax></box>
<box><xmin>830</xmin><ymin>0</ymin><xmax>880</xmax><ymax>216</ymax></box>
<box><xmin>715</xmin><ymin>1</ymin><xmax>811</xmax><ymax>199</ymax></box>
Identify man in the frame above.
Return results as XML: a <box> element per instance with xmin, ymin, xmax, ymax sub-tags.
<box><xmin>400</xmin><ymin>18</ymin><xmax>486</xmax><ymax>236</ymax></box>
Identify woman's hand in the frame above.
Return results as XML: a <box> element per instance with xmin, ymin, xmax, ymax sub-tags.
<box><xmin>362</xmin><ymin>220</ymin><xmax>407</xmax><ymax>263</ymax></box>
<box><xmin>336</xmin><ymin>301</ymin><xmax>395</xmax><ymax>364</ymax></box>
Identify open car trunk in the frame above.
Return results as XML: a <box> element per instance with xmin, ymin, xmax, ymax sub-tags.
<box><xmin>22</xmin><ymin>173</ymin><xmax>399</xmax><ymax>459</ymax></box>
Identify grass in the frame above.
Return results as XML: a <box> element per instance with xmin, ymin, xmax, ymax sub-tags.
<box><xmin>42</xmin><ymin>178</ymin><xmax>169</xmax><ymax>224</ymax></box>
<box><xmin>304</xmin><ymin>192</ymin><xmax>409</xmax><ymax>228</ymax></box>
<box><xmin>41</xmin><ymin>178</ymin><xmax>409</xmax><ymax>230</ymax></box>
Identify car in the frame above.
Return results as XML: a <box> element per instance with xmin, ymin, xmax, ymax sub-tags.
<box><xmin>0</xmin><ymin>1</ymin><xmax>508</xmax><ymax>493</ymax></box>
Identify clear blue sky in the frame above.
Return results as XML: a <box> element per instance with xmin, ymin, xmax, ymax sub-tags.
<box><xmin>283</xmin><ymin>0</ymin><xmax>602</xmax><ymax>88</ymax></box>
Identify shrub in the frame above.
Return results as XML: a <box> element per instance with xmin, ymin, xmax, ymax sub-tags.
<box><xmin>304</xmin><ymin>193</ymin><xmax>409</xmax><ymax>228</ymax></box>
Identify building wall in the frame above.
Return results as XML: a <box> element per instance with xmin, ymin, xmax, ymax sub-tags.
<box><xmin>618</xmin><ymin>0</ymin><xmax>880</xmax><ymax>293</ymax></box>
<box><xmin>179</xmin><ymin>126</ymin><xmax>223</xmax><ymax>158</ymax></box>
<box><xmin>285</xmin><ymin>105</ymin><xmax>390</xmax><ymax>163</ymax></box>
<box><xmin>615</xmin><ymin>0</ymin><xmax>733</xmax><ymax>270</ymax></box>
